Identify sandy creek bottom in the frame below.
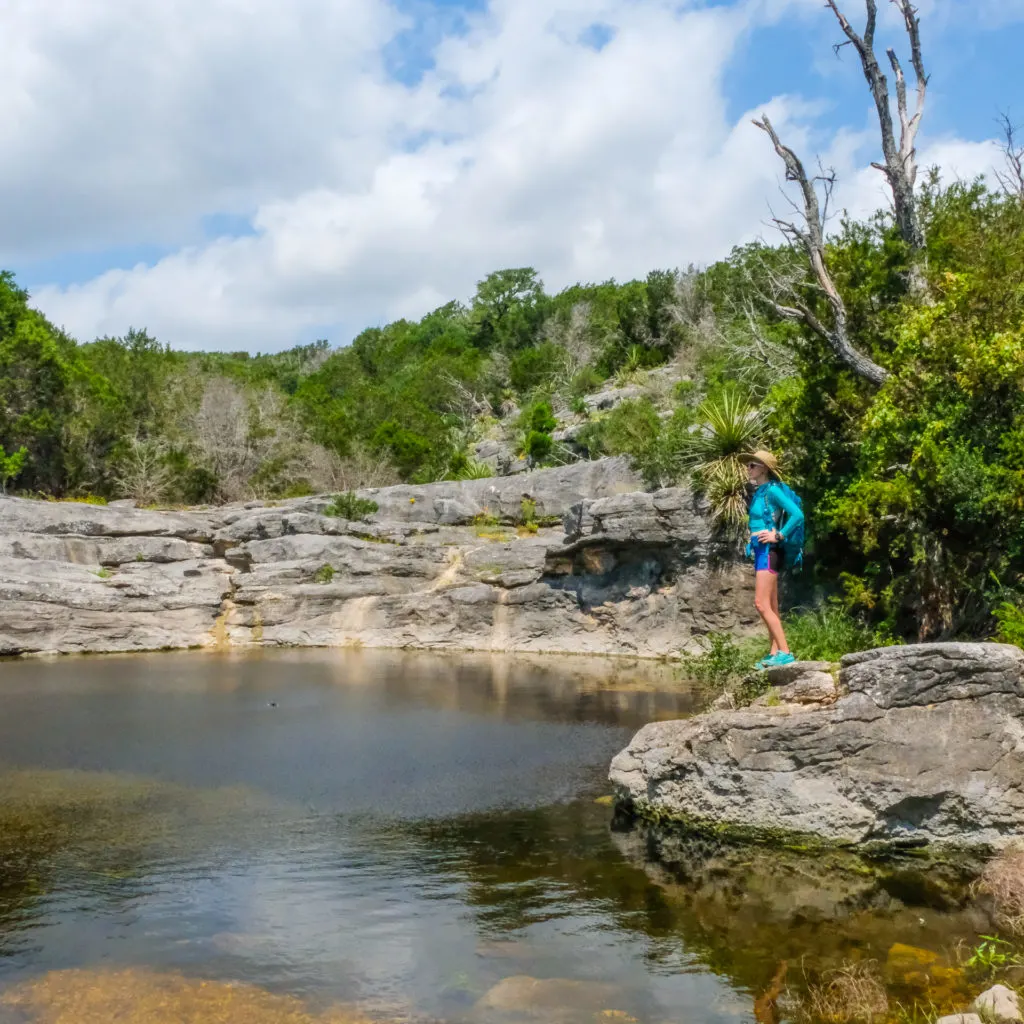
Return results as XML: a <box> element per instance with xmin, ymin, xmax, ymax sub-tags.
<box><xmin>0</xmin><ymin>649</ymin><xmax>1002</xmax><ymax>1023</ymax></box>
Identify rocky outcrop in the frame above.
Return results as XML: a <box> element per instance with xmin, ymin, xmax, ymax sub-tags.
<box><xmin>0</xmin><ymin>459</ymin><xmax>757</xmax><ymax>658</ymax></box>
<box><xmin>610</xmin><ymin>643</ymin><xmax>1024</xmax><ymax>849</ymax></box>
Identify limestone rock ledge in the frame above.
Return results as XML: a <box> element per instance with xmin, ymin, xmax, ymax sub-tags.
<box><xmin>610</xmin><ymin>643</ymin><xmax>1024</xmax><ymax>849</ymax></box>
<box><xmin>0</xmin><ymin>457</ymin><xmax>757</xmax><ymax>658</ymax></box>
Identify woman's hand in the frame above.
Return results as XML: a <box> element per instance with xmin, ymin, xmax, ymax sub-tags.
<box><xmin>756</xmin><ymin>529</ymin><xmax>778</xmax><ymax>543</ymax></box>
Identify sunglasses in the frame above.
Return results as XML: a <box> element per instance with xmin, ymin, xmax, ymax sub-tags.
<box><xmin>746</xmin><ymin>462</ymin><xmax>762</xmax><ymax>469</ymax></box>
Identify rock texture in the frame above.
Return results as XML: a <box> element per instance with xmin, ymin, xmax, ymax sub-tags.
<box><xmin>0</xmin><ymin>458</ymin><xmax>757</xmax><ymax>658</ymax></box>
<box><xmin>750</xmin><ymin>665</ymin><xmax>838</xmax><ymax>708</ymax></box>
<box><xmin>611</xmin><ymin>643</ymin><xmax>1024</xmax><ymax>849</ymax></box>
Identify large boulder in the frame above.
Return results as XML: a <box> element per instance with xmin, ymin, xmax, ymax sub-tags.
<box><xmin>610</xmin><ymin>642</ymin><xmax>1024</xmax><ymax>849</ymax></box>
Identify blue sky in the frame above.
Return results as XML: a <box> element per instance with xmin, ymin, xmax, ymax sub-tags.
<box><xmin>2</xmin><ymin>0</ymin><xmax>1021</xmax><ymax>351</ymax></box>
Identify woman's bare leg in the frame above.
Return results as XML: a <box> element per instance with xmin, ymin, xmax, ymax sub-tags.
<box><xmin>754</xmin><ymin>571</ymin><xmax>789</xmax><ymax>654</ymax></box>
<box><xmin>769</xmin><ymin>584</ymin><xmax>781</xmax><ymax>655</ymax></box>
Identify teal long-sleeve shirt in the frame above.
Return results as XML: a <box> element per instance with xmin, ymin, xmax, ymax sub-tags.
<box><xmin>748</xmin><ymin>482</ymin><xmax>804</xmax><ymax>540</ymax></box>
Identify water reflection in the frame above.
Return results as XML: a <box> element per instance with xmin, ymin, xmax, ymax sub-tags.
<box><xmin>0</xmin><ymin>651</ymin><xmax>997</xmax><ymax>1024</ymax></box>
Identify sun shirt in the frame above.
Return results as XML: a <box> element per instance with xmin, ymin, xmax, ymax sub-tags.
<box><xmin>747</xmin><ymin>482</ymin><xmax>804</xmax><ymax>540</ymax></box>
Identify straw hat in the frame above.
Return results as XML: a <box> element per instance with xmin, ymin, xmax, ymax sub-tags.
<box><xmin>742</xmin><ymin>449</ymin><xmax>783</xmax><ymax>479</ymax></box>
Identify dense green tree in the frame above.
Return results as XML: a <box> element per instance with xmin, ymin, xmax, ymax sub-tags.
<box><xmin>0</xmin><ymin>273</ymin><xmax>80</xmax><ymax>493</ymax></box>
<box><xmin>771</xmin><ymin>182</ymin><xmax>1024</xmax><ymax>638</ymax></box>
<box><xmin>470</xmin><ymin>269</ymin><xmax>547</xmax><ymax>352</ymax></box>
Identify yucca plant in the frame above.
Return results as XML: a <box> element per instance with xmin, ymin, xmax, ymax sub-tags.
<box><xmin>454</xmin><ymin>460</ymin><xmax>494</xmax><ymax>481</ymax></box>
<box><xmin>677</xmin><ymin>388</ymin><xmax>767</xmax><ymax>528</ymax></box>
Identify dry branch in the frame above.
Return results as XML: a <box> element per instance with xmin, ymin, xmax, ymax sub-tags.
<box><xmin>826</xmin><ymin>0</ymin><xmax>928</xmax><ymax>264</ymax></box>
<box><xmin>996</xmin><ymin>113</ymin><xmax>1024</xmax><ymax>199</ymax></box>
<box><xmin>752</xmin><ymin>115</ymin><xmax>890</xmax><ymax>385</ymax></box>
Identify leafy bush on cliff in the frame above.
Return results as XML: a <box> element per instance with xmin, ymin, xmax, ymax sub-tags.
<box><xmin>323</xmin><ymin>492</ymin><xmax>379</xmax><ymax>521</ymax></box>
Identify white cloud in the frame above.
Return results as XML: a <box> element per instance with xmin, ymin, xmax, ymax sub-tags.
<box><xmin>0</xmin><ymin>0</ymin><xmax>405</xmax><ymax>258</ymax></box>
<box><xmin>8</xmin><ymin>0</ymin><xmax>1013</xmax><ymax>351</ymax></box>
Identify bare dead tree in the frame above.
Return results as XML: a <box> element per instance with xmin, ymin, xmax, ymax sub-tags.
<box><xmin>996</xmin><ymin>113</ymin><xmax>1024</xmax><ymax>199</ymax></box>
<box><xmin>752</xmin><ymin>115</ymin><xmax>890</xmax><ymax>386</ymax></box>
<box><xmin>827</xmin><ymin>0</ymin><xmax>928</xmax><ymax>260</ymax></box>
<box><xmin>752</xmin><ymin>1</ymin><xmax>932</xmax><ymax>385</ymax></box>
<box><xmin>113</xmin><ymin>434</ymin><xmax>172</xmax><ymax>506</ymax></box>
<box><xmin>548</xmin><ymin>301</ymin><xmax>598</xmax><ymax>383</ymax></box>
<box><xmin>438</xmin><ymin>370</ymin><xmax>493</xmax><ymax>419</ymax></box>
<box><xmin>735</xmin><ymin>296</ymin><xmax>797</xmax><ymax>383</ymax></box>
<box><xmin>303</xmin><ymin>442</ymin><xmax>400</xmax><ymax>493</ymax></box>
<box><xmin>661</xmin><ymin>272</ymin><xmax>795</xmax><ymax>393</ymax></box>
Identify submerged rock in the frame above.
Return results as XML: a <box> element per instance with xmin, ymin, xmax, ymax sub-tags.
<box><xmin>476</xmin><ymin>975</ymin><xmax>624</xmax><ymax>1019</ymax></box>
<box><xmin>0</xmin><ymin>967</ymin><xmax>373</xmax><ymax>1024</ymax></box>
<box><xmin>610</xmin><ymin>643</ymin><xmax>1024</xmax><ymax>849</ymax></box>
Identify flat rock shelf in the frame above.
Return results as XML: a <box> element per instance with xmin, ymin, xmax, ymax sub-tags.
<box><xmin>0</xmin><ymin>456</ymin><xmax>757</xmax><ymax>658</ymax></box>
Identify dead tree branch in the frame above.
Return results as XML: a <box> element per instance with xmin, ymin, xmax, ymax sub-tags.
<box><xmin>996</xmin><ymin>113</ymin><xmax>1024</xmax><ymax>199</ymax></box>
<box><xmin>825</xmin><ymin>0</ymin><xmax>928</xmax><ymax>263</ymax></box>
<box><xmin>753</xmin><ymin>115</ymin><xmax>890</xmax><ymax>386</ymax></box>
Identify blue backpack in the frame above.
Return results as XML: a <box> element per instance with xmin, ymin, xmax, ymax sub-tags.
<box><xmin>760</xmin><ymin>481</ymin><xmax>804</xmax><ymax>573</ymax></box>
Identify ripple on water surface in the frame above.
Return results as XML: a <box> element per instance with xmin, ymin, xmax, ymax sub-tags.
<box><xmin>0</xmin><ymin>650</ymin><xmax>999</xmax><ymax>1023</ymax></box>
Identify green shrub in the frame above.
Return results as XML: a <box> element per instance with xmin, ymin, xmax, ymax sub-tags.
<box><xmin>323</xmin><ymin>491</ymin><xmax>379</xmax><ymax>520</ymax></box>
<box><xmin>525</xmin><ymin>430</ymin><xmax>553</xmax><ymax>461</ymax></box>
<box><xmin>282</xmin><ymin>481</ymin><xmax>316</xmax><ymax>498</ymax></box>
<box><xmin>784</xmin><ymin>604</ymin><xmax>896</xmax><ymax>662</ymax></box>
<box><xmin>994</xmin><ymin>601</ymin><xmax>1024</xmax><ymax>650</ymax></box>
<box><xmin>601</xmin><ymin>398</ymin><xmax>664</xmax><ymax>484</ymax></box>
<box><xmin>519</xmin><ymin>498</ymin><xmax>538</xmax><ymax>526</ymax></box>
<box><xmin>679</xmin><ymin>632</ymin><xmax>763</xmax><ymax>688</ymax></box>
<box><xmin>0</xmin><ymin>444</ymin><xmax>27</xmax><ymax>495</ymax></box>
<box><xmin>569</xmin><ymin>366</ymin><xmax>603</xmax><ymax>398</ymax></box>
<box><xmin>517</xmin><ymin>400</ymin><xmax>557</xmax><ymax>462</ymax></box>
<box><xmin>313</xmin><ymin>564</ymin><xmax>335</xmax><ymax>584</ymax></box>
<box><xmin>675</xmin><ymin>386</ymin><xmax>768</xmax><ymax>528</ymax></box>
<box><xmin>473</xmin><ymin>509</ymin><xmax>500</xmax><ymax>528</ymax></box>
<box><xmin>528</xmin><ymin>400</ymin><xmax>557</xmax><ymax>434</ymax></box>
<box><xmin>509</xmin><ymin>343</ymin><xmax>561</xmax><ymax>393</ymax></box>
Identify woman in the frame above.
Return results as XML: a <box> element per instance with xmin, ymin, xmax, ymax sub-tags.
<box><xmin>744</xmin><ymin>450</ymin><xmax>803</xmax><ymax>669</ymax></box>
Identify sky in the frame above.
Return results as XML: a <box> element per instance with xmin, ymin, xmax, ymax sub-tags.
<box><xmin>2</xmin><ymin>0</ymin><xmax>1022</xmax><ymax>353</ymax></box>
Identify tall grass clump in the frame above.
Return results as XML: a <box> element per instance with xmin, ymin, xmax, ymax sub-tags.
<box><xmin>976</xmin><ymin>845</ymin><xmax>1024</xmax><ymax>936</ymax></box>
<box><xmin>801</xmin><ymin>962</ymin><xmax>889</xmax><ymax>1024</ymax></box>
<box><xmin>784</xmin><ymin>604</ymin><xmax>897</xmax><ymax>663</ymax></box>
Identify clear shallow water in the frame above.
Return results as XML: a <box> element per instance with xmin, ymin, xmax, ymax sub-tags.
<box><xmin>0</xmin><ymin>651</ymin><xmax>991</xmax><ymax>1024</ymax></box>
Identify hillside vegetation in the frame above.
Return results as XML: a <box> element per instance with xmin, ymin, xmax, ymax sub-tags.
<box><xmin>2</xmin><ymin>176</ymin><xmax>1023</xmax><ymax>641</ymax></box>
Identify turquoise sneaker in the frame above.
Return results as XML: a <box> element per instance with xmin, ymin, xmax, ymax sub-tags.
<box><xmin>754</xmin><ymin>654</ymin><xmax>775</xmax><ymax>671</ymax></box>
<box><xmin>765</xmin><ymin>652</ymin><xmax>796</xmax><ymax>668</ymax></box>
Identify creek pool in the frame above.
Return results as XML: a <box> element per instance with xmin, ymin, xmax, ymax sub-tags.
<box><xmin>0</xmin><ymin>650</ymin><xmax>992</xmax><ymax>1024</ymax></box>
